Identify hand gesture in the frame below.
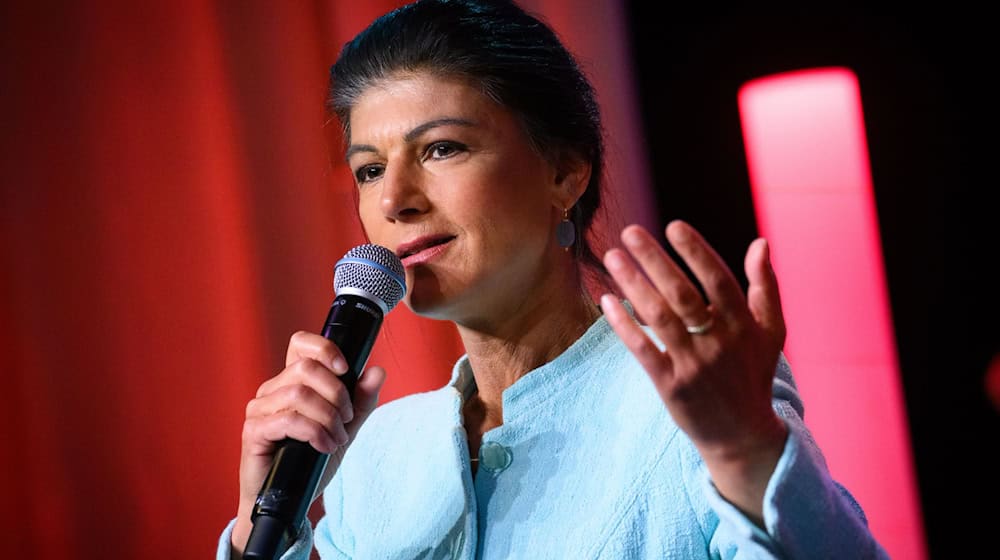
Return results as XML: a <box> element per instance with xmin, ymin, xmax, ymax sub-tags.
<box><xmin>231</xmin><ymin>331</ymin><xmax>387</xmax><ymax>554</ymax></box>
<box><xmin>601</xmin><ymin>220</ymin><xmax>788</xmax><ymax>523</ymax></box>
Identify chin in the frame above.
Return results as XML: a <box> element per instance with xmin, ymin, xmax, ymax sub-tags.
<box><xmin>403</xmin><ymin>298</ymin><xmax>454</xmax><ymax>322</ymax></box>
<box><xmin>400</xmin><ymin>266</ymin><xmax>458</xmax><ymax>319</ymax></box>
<box><xmin>401</xmin><ymin>283</ymin><xmax>451</xmax><ymax>320</ymax></box>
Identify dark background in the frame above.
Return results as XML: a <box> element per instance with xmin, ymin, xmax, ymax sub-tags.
<box><xmin>624</xmin><ymin>6</ymin><xmax>997</xmax><ymax>558</ymax></box>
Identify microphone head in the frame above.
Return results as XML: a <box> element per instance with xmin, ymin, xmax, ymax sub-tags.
<box><xmin>334</xmin><ymin>244</ymin><xmax>407</xmax><ymax>313</ymax></box>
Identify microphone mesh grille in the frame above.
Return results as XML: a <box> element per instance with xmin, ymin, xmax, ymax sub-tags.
<box><xmin>333</xmin><ymin>244</ymin><xmax>406</xmax><ymax>311</ymax></box>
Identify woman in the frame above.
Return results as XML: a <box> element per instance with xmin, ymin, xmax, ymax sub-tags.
<box><xmin>220</xmin><ymin>0</ymin><xmax>889</xmax><ymax>558</ymax></box>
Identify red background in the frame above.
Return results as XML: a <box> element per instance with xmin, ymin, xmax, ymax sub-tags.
<box><xmin>2</xmin><ymin>1</ymin><xmax>993</xmax><ymax>558</ymax></box>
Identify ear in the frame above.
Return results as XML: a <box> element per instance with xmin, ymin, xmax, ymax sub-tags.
<box><xmin>551</xmin><ymin>153</ymin><xmax>592</xmax><ymax>210</ymax></box>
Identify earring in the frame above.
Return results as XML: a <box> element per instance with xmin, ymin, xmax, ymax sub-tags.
<box><xmin>556</xmin><ymin>207</ymin><xmax>576</xmax><ymax>250</ymax></box>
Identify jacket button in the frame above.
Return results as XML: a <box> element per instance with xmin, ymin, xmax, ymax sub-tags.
<box><xmin>479</xmin><ymin>442</ymin><xmax>512</xmax><ymax>472</ymax></box>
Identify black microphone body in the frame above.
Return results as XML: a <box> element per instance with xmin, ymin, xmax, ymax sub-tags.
<box><xmin>243</xmin><ymin>245</ymin><xmax>405</xmax><ymax>560</ymax></box>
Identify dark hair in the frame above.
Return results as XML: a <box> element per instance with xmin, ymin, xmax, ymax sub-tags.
<box><xmin>328</xmin><ymin>0</ymin><xmax>608</xmax><ymax>286</ymax></box>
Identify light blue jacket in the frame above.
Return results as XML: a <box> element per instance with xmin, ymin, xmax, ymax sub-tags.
<box><xmin>219</xmin><ymin>311</ymin><xmax>889</xmax><ymax>559</ymax></box>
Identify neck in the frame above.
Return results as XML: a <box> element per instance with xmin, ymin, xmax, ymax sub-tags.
<box><xmin>456</xmin><ymin>283</ymin><xmax>600</xmax><ymax>421</ymax></box>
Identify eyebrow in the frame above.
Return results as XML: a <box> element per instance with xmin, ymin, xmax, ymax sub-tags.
<box><xmin>344</xmin><ymin>117</ymin><xmax>477</xmax><ymax>162</ymax></box>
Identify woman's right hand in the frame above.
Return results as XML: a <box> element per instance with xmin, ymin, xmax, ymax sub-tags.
<box><xmin>230</xmin><ymin>330</ymin><xmax>388</xmax><ymax>555</ymax></box>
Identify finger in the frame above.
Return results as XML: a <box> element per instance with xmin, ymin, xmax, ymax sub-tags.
<box><xmin>284</xmin><ymin>331</ymin><xmax>349</xmax><ymax>373</ymax></box>
<box><xmin>246</xmin><ymin>384</ymin><xmax>348</xmax><ymax>445</ymax></box>
<box><xmin>352</xmin><ymin>365</ymin><xmax>387</xmax><ymax>417</ymax></box>
<box><xmin>600</xmin><ymin>294</ymin><xmax>674</xmax><ymax>384</ymax></box>
<box><xmin>620</xmin><ymin>224</ymin><xmax>711</xmax><ymax>329</ymax></box>
<box><xmin>243</xmin><ymin>410</ymin><xmax>345</xmax><ymax>455</ymax></box>
<box><xmin>604</xmin><ymin>247</ymin><xmax>689</xmax><ymax>344</ymax></box>
<box><xmin>346</xmin><ymin>365</ymin><xmax>387</xmax><ymax>438</ymax></box>
<box><xmin>257</xmin><ymin>358</ymin><xmax>354</xmax><ymax>423</ymax></box>
<box><xmin>744</xmin><ymin>238</ymin><xmax>786</xmax><ymax>344</ymax></box>
<box><xmin>664</xmin><ymin>220</ymin><xmax>746</xmax><ymax>318</ymax></box>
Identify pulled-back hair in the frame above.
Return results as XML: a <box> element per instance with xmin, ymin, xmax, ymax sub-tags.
<box><xmin>328</xmin><ymin>0</ymin><xmax>608</xmax><ymax>282</ymax></box>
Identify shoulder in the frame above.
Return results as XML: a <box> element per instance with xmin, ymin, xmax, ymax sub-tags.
<box><xmin>357</xmin><ymin>382</ymin><xmax>460</xmax><ymax>439</ymax></box>
<box><xmin>333</xmin><ymin>382</ymin><xmax>464</xmax><ymax>494</ymax></box>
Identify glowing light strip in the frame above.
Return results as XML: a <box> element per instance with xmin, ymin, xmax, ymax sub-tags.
<box><xmin>738</xmin><ymin>67</ymin><xmax>926</xmax><ymax>560</ymax></box>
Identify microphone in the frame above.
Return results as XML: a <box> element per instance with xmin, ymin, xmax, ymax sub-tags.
<box><xmin>243</xmin><ymin>244</ymin><xmax>406</xmax><ymax>560</ymax></box>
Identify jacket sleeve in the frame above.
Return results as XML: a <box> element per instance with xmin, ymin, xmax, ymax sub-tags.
<box><xmin>213</xmin><ymin>470</ymin><xmax>354</xmax><ymax>560</ymax></box>
<box><xmin>702</xmin><ymin>354</ymin><xmax>892</xmax><ymax>559</ymax></box>
<box><xmin>215</xmin><ymin>517</ymin><xmax>316</xmax><ymax>560</ymax></box>
<box><xmin>313</xmin><ymin>468</ymin><xmax>353</xmax><ymax>559</ymax></box>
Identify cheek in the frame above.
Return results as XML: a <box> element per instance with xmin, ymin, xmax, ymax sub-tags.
<box><xmin>477</xmin><ymin>165</ymin><xmax>550</xmax><ymax>217</ymax></box>
<box><xmin>490</xmin><ymin>184</ymin><xmax>553</xmax><ymax>233</ymax></box>
<box><xmin>356</xmin><ymin>194</ymin><xmax>383</xmax><ymax>240</ymax></box>
<box><xmin>472</xmin><ymin>199</ymin><xmax>552</xmax><ymax>265</ymax></box>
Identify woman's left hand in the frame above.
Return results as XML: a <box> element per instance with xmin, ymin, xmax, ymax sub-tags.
<box><xmin>601</xmin><ymin>220</ymin><xmax>788</xmax><ymax>523</ymax></box>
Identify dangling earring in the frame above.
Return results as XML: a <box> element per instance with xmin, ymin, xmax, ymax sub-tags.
<box><xmin>556</xmin><ymin>207</ymin><xmax>576</xmax><ymax>251</ymax></box>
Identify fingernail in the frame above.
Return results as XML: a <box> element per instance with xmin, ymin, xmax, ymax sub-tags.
<box><xmin>621</xmin><ymin>226</ymin><xmax>640</xmax><ymax>246</ymax></box>
<box><xmin>605</xmin><ymin>251</ymin><xmax>625</xmax><ymax>272</ymax></box>
<box><xmin>332</xmin><ymin>356</ymin><xmax>348</xmax><ymax>373</ymax></box>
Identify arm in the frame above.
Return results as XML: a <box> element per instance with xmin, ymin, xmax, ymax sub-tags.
<box><xmin>602</xmin><ymin>220</ymin><xmax>786</xmax><ymax>524</ymax></box>
<box><xmin>603</xmin><ymin>220</ymin><xmax>888</xmax><ymax>558</ymax></box>
<box><xmin>697</xmin><ymin>355</ymin><xmax>890</xmax><ymax>558</ymax></box>
<box><xmin>222</xmin><ymin>331</ymin><xmax>386</xmax><ymax>559</ymax></box>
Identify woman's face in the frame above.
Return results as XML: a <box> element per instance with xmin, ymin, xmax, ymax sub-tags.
<box><xmin>346</xmin><ymin>73</ymin><xmax>571</xmax><ymax>323</ymax></box>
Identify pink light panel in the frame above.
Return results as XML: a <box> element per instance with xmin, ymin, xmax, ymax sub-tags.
<box><xmin>738</xmin><ymin>67</ymin><xmax>926</xmax><ymax>559</ymax></box>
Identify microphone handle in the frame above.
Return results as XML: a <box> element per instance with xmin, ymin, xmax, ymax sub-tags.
<box><xmin>243</xmin><ymin>294</ymin><xmax>384</xmax><ymax>560</ymax></box>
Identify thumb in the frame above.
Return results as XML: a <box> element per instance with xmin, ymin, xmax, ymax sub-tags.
<box><xmin>346</xmin><ymin>365</ymin><xmax>387</xmax><ymax>438</ymax></box>
<box><xmin>745</xmin><ymin>238</ymin><xmax>786</xmax><ymax>345</ymax></box>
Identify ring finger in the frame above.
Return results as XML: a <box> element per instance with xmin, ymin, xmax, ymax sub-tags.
<box><xmin>619</xmin><ymin>225</ymin><xmax>713</xmax><ymax>334</ymax></box>
<box><xmin>247</xmin><ymin>384</ymin><xmax>349</xmax><ymax>446</ymax></box>
<box><xmin>604</xmin><ymin>246</ymin><xmax>688</xmax><ymax>346</ymax></box>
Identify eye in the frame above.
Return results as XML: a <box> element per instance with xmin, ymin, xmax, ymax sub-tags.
<box><xmin>354</xmin><ymin>164</ymin><xmax>384</xmax><ymax>184</ymax></box>
<box><xmin>425</xmin><ymin>141</ymin><xmax>466</xmax><ymax>160</ymax></box>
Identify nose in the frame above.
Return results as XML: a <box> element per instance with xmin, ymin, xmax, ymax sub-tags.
<box><xmin>379</xmin><ymin>162</ymin><xmax>429</xmax><ymax>222</ymax></box>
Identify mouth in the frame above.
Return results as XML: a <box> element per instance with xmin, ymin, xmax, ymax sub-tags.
<box><xmin>396</xmin><ymin>235</ymin><xmax>456</xmax><ymax>266</ymax></box>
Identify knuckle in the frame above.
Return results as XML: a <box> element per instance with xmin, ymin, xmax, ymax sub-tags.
<box><xmin>289</xmin><ymin>330</ymin><xmax>311</xmax><ymax>345</ymax></box>
<box><xmin>288</xmin><ymin>383</ymin><xmax>313</xmax><ymax>403</ymax></box>
<box><xmin>703</xmin><ymin>272</ymin><xmax>727</xmax><ymax>294</ymax></box>
<box><xmin>644</xmin><ymin>302</ymin><xmax>673</xmax><ymax>327</ymax></box>
<box><xmin>700</xmin><ymin>341</ymin><xmax>725</xmax><ymax>363</ymax></box>
<box><xmin>255</xmin><ymin>379</ymin><xmax>272</xmax><ymax>399</ymax></box>
<box><xmin>241</xmin><ymin>417</ymin><xmax>260</xmax><ymax>443</ymax></box>
<box><xmin>673</xmin><ymin>288</ymin><xmax>702</xmax><ymax>310</ymax></box>
<box><xmin>623</xmin><ymin>325</ymin><xmax>651</xmax><ymax>350</ymax></box>
<box><xmin>244</xmin><ymin>398</ymin><xmax>258</xmax><ymax>418</ymax></box>
<box><xmin>290</xmin><ymin>357</ymin><xmax>318</xmax><ymax>377</ymax></box>
<box><xmin>276</xmin><ymin>409</ymin><xmax>300</xmax><ymax>431</ymax></box>
<box><xmin>633</xmin><ymin>336</ymin><xmax>656</xmax><ymax>355</ymax></box>
<box><xmin>299</xmin><ymin>359</ymin><xmax>334</xmax><ymax>388</ymax></box>
<box><xmin>663</xmin><ymin>283</ymin><xmax>686</xmax><ymax>304</ymax></box>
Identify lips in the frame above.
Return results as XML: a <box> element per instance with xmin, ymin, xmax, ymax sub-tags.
<box><xmin>396</xmin><ymin>235</ymin><xmax>456</xmax><ymax>266</ymax></box>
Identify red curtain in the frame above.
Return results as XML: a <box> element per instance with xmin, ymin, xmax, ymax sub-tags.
<box><xmin>0</xmin><ymin>1</ymin><xmax>652</xmax><ymax>557</ymax></box>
